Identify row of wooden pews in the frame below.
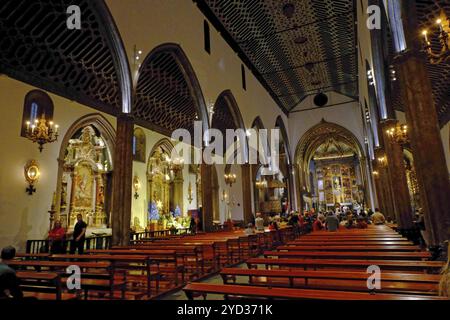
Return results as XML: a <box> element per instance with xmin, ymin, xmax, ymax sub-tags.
<box><xmin>6</xmin><ymin>227</ymin><xmax>294</xmax><ymax>300</ymax></box>
<box><xmin>182</xmin><ymin>225</ymin><xmax>448</xmax><ymax>300</ymax></box>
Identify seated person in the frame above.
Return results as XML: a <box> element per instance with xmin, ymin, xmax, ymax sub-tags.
<box><xmin>244</xmin><ymin>223</ymin><xmax>255</xmax><ymax>235</ymax></box>
<box><xmin>0</xmin><ymin>246</ymin><xmax>23</xmax><ymax>299</ymax></box>
<box><xmin>255</xmin><ymin>213</ymin><xmax>265</xmax><ymax>232</ymax></box>
<box><xmin>371</xmin><ymin>208</ymin><xmax>386</xmax><ymax>225</ymax></box>
<box><xmin>325</xmin><ymin>213</ymin><xmax>340</xmax><ymax>232</ymax></box>
<box><xmin>268</xmin><ymin>221</ymin><xmax>279</xmax><ymax>231</ymax></box>
<box><xmin>356</xmin><ymin>217</ymin><xmax>368</xmax><ymax>229</ymax></box>
<box><xmin>312</xmin><ymin>214</ymin><xmax>325</xmax><ymax>232</ymax></box>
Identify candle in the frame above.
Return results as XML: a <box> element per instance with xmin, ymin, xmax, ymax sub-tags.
<box><xmin>31</xmin><ymin>124</ymin><xmax>35</xmax><ymax>134</ymax></box>
<box><xmin>26</xmin><ymin>121</ymin><xmax>30</xmax><ymax>131</ymax></box>
<box><xmin>55</xmin><ymin>124</ymin><xmax>59</xmax><ymax>134</ymax></box>
<box><xmin>422</xmin><ymin>30</ymin><xmax>428</xmax><ymax>43</ymax></box>
<box><xmin>52</xmin><ymin>191</ymin><xmax>57</xmax><ymax>207</ymax></box>
<box><xmin>436</xmin><ymin>19</ymin><xmax>443</xmax><ymax>32</ymax></box>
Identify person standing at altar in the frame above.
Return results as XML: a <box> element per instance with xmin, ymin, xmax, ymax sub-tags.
<box><xmin>48</xmin><ymin>221</ymin><xmax>66</xmax><ymax>254</ymax></box>
<box><xmin>70</xmin><ymin>214</ymin><xmax>87</xmax><ymax>254</ymax></box>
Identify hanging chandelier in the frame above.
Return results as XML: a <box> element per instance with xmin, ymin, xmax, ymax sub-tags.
<box><xmin>421</xmin><ymin>15</ymin><xmax>450</xmax><ymax>64</ymax></box>
<box><xmin>386</xmin><ymin>123</ymin><xmax>409</xmax><ymax>145</ymax></box>
<box><xmin>25</xmin><ymin>114</ymin><xmax>59</xmax><ymax>152</ymax></box>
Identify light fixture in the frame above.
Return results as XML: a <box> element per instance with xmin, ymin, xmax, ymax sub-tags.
<box><xmin>386</xmin><ymin>123</ymin><xmax>409</xmax><ymax>145</ymax></box>
<box><xmin>224</xmin><ymin>173</ymin><xmax>237</xmax><ymax>187</ymax></box>
<box><xmin>421</xmin><ymin>14</ymin><xmax>449</xmax><ymax>64</ymax></box>
<box><xmin>221</xmin><ymin>189</ymin><xmax>228</xmax><ymax>202</ymax></box>
<box><xmin>372</xmin><ymin>170</ymin><xmax>379</xmax><ymax>177</ymax></box>
<box><xmin>24</xmin><ymin>160</ymin><xmax>40</xmax><ymax>195</ymax></box>
<box><xmin>367</xmin><ymin>69</ymin><xmax>375</xmax><ymax>86</ymax></box>
<box><xmin>388</xmin><ymin>65</ymin><xmax>397</xmax><ymax>82</ymax></box>
<box><xmin>133</xmin><ymin>176</ymin><xmax>141</xmax><ymax>199</ymax></box>
<box><xmin>187</xmin><ymin>181</ymin><xmax>194</xmax><ymax>204</ymax></box>
<box><xmin>255</xmin><ymin>178</ymin><xmax>268</xmax><ymax>189</ymax></box>
<box><xmin>377</xmin><ymin>155</ymin><xmax>387</xmax><ymax>167</ymax></box>
<box><xmin>25</xmin><ymin>114</ymin><xmax>59</xmax><ymax>152</ymax></box>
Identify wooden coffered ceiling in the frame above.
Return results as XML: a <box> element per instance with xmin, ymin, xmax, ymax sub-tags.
<box><xmin>0</xmin><ymin>0</ymin><xmax>128</xmax><ymax>115</ymax></box>
<box><xmin>195</xmin><ymin>0</ymin><xmax>358</xmax><ymax>113</ymax></box>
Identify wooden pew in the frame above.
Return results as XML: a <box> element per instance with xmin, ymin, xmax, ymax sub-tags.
<box><xmin>293</xmin><ymin>237</ymin><xmax>410</xmax><ymax>242</ymax></box>
<box><xmin>287</xmin><ymin>241</ymin><xmax>415</xmax><ymax>246</ymax></box>
<box><xmin>182</xmin><ymin>283</ymin><xmax>446</xmax><ymax>300</ymax></box>
<box><xmin>277</xmin><ymin>245</ymin><xmax>422</xmax><ymax>252</ymax></box>
<box><xmin>219</xmin><ymin>268</ymin><xmax>440</xmax><ymax>295</ymax></box>
<box><xmin>110</xmin><ymin>246</ymin><xmax>204</xmax><ymax>277</ymax></box>
<box><xmin>5</xmin><ymin>260</ymin><xmax>123</xmax><ymax>299</ymax></box>
<box><xmin>246</xmin><ymin>258</ymin><xmax>444</xmax><ymax>273</ymax></box>
<box><xmin>49</xmin><ymin>254</ymin><xmax>156</xmax><ymax>296</ymax></box>
<box><xmin>85</xmin><ymin>250</ymin><xmax>185</xmax><ymax>285</ymax></box>
<box><xmin>16</xmin><ymin>271</ymin><xmax>79</xmax><ymax>300</ymax></box>
<box><xmin>263</xmin><ymin>251</ymin><xmax>431</xmax><ymax>261</ymax></box>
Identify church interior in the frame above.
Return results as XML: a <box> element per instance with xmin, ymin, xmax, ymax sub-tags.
<box><xmin>0</xmin><ymin>0</ymin><xmax>449</xmax><ymax>301</ymax></box>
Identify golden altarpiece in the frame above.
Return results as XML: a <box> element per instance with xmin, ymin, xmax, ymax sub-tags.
<box><xmin>59</xmin><ymin>126</ymin><xmax>112</xmax><ymax>229</ymax></box>
<box><xmin>315</xmin><ymin>159</ymin><xmax>362</xmax><ymax>210</ymax></box>
<box><xmin>147</xmin><ymin>147</ymin><xmax>184</xmax><ymax>220</ymax></box>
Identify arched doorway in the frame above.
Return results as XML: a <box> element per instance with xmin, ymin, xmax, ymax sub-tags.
<box><xmin>55</xmin><ymin>114</ymin><xmax>115</xmax><ymax>231</ymax></box>
<box><xmin>295</xmin><ymin>119</ymin><xmax>369</xmax><ymax>213</ymax></box>
<box><xmin>211</xmin><ymin>90</ymin><xmax>249</xmax><ymax>224</ymax></box>
<box><xmin>133</xmin><ymin>43</ymin><xmax>213</xmax><ymax>230</ymax></box>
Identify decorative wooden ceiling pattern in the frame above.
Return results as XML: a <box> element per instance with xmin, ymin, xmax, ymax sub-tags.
<box><xmin>134</xmin><ymin>49</ymin><xmax>199</xmax><ymax>135</ymax></box>
<box><xmin>197</xmin><ymin>0</ymin><xmax>358</xmax><ymax>112</ymax></box>
<box><xmin>0</xmin><ymin>0</ymin><xmax>124</xmax><ymax>114</ymax></box>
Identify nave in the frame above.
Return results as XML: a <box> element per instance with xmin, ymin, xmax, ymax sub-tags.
<box><xmin>4</xmin><ymin>223</ymin><xmax>448</xmax><ymax>300</ymax></box>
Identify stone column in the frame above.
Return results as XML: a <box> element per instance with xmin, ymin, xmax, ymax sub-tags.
<box><xmin>111</xmin><ymin>114</ymin><xmax>134</xmax><ymax>246</ymax></box>
<box><xmin>173</xmin><ymin>171</ymin><xmax>184</xmax><ymax>213</ymax></box>
<box><xmin>201</xmin><ymin>163</ymin><xmax>213</xmax><ymax>232</ymax></box>
<box><xmin>241</xmin><ymin>164</ymin><xmax>253</xmax><ymax>224</ymax></box>
<box><xmin>393</xmin><ymin>2</ymin><xmax>450</xmax><ymax>246</ymax></box>
<box><xmin>380</xmin><ymin>120</ymin><xmax>413</xmax><ymax>231</ymax></box>
<box><xmin>374</xmin><ymin>148</ymin><xmax>396</xmax><ymax>221</ymax></box>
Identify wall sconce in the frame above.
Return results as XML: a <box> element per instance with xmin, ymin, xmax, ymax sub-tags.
<box><xmin>24</xmin><ymin>160</ymin><xmax>40</xmax><ymax>195</ymax></box>
<box><xmin>377</xmin><ymin>156</ymin><xmax>387</xmax><ymax>167</ymax></box>
<box><xmin>372</xmin><ymin>170</ymin><xmax>379</xmax><ymax>177</ymax></box>
<box><xmin>224</xmin><ymin>173</ymin><xmax>237</xmax><ymax>187</ymax></box>
<box><xmin>221</xmin><ymin>189</ymin><xmax>228</xmax><ymax>202</ymax></box>
<box><xmin>187</xmin><ymin>181</ymin><xmax>194</xmax><ymax>204</ymax></box>
<box><xmin>133</xmin><ymin>176</ymin><xmax>141</xmax><ymax>199</ymax></box>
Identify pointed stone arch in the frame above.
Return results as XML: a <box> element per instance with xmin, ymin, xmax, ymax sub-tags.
<box><xmin>294</xmin><ymin>119</ymin><xmax>368</xmax><ymax>211</ymax></box>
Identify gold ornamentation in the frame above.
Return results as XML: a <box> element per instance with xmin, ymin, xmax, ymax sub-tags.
<box><xmin>24</xmin><ymin>160</ymin><xmax>40</xmax><ymax>195</ymax></box>
<box><xmin>25</xmin><ymin>114</ymin><xmax>59</xmax><ymax>152</ymax></box>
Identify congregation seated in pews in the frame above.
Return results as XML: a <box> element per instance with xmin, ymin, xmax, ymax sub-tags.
<box><xmin>1</xmin><ymin>211</ymin><xmax>448</xmax><ymax>301</ymax></box>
